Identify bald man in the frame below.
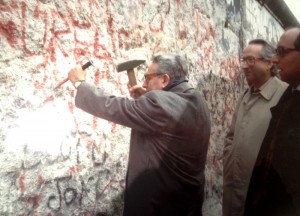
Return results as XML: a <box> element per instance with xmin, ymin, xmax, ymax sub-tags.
<box><xmin>245</xmin><ymin>27</ymin><xmax>300</xmax><ymax>216</ymax></box>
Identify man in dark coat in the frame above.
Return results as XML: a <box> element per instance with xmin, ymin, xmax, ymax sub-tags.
<box><xmin>245</xmin><ymin>27</ymin><xmax>300</xmax><ymax>215</ymax></box>
<box><xmin>68</xmin><ymin>54</ymin><xmax>211</xmax><ymax>216</ymax></box>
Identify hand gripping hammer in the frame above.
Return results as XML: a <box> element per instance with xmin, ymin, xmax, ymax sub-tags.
<box><xmin>54</xmin><ymin>60</ymin><xmax>94</xmax><ymax>89</ymax></box>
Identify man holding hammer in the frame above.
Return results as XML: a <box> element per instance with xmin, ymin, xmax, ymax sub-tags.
<box><xmin>68</xmin><ymin>54</ymin><xmax>211</xmax><ymax>216</ymax></box>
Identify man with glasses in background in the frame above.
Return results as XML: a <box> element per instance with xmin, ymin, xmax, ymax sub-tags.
<box><xmin>223</xmin><ymin>39</ymin><xmax>288</xmax><ymax>216</ymax></box>
<box><xmin>68</xmin><ymin>54</ymin><xmax>211</xmax><ymax>216</ymax></box>
<box><xmin>245</xmin><ymin>27</ymin><xmax>300</xmax><ymax>215</ymax></box>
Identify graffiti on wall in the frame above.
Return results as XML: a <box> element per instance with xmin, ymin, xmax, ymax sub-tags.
<box><xmin>245</xmin><ymin>0</ymin><xmax>283</xmax><ymax>44</ymax></box>
<box><xmin>0</xmin><ymin>0</ymin><xmax>247</xmax><ymax>215</ymax></box>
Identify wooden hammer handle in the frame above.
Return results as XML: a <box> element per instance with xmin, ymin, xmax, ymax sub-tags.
<box><xmin>127</xmin><ymin>69</ymin><xmax>137</xmax><ymax>86</ymax></box>
<box><xmin>127</xmin><ymin>69</ymin><xmax>145</xmax><ymax>96</ymax></box>
<box><xmin>54</xmin><ymin>60</ymin><xmax>93</xmax><ymax>89</ymax></box>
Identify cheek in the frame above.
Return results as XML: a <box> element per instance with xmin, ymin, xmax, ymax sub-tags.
<box><xmin>250</xmin><ymin>68</ymin><xmax>259</xmax><ymax>75</ymax></box>
<box><xmin>252</xmin><ymin>64</ymin><xmax>269</xmax><ymax>76</ymax></box>
<box><xmin>281</xmin><ymin>54</ymin><xmax>298</xmax><ymax>66</ymax></box>
<box><xmin>146</xmin><ymin>81</ymin><xmax>158</xmax><ymax>91</ymax></box>
<box><xmin>285</xmin><ymin>66</ymin><xmax>299</xmax><ymax>78</ymax></box>
<box><xmin>280</xmin><ymin>58</ymin><xmax>297</xmax><ymax>74</ymax></box>
<box><xmin>151</xmin><ymin>80</ymin><xmax>164</xmax><ymax>90</ymax></box>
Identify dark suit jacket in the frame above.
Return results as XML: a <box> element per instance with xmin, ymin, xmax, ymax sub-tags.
<box><xmin>245</xmin><ymin>86</ymin><xmax>300</xmax><ymax>216</ymax></box>
<box><xmin>75</xmin><ymin>81</ymin><xmax>211</xmax><ymax>216</ymax></box>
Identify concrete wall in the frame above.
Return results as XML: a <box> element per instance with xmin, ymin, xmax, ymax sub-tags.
<box><xmin>0</xmin><ymin>0</ymin><xmax>284</xmax><ymax>215</ymax></box>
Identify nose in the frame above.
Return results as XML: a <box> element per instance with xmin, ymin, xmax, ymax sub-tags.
<box><xmin>142</xmin><ymin>80</ymin><xmax>147</xmax><ymax>88</ymax></box>
<box><xmin>241</xmin><ymin>62</ymin><xmax>249</xmax><ymax>69</ymax></box>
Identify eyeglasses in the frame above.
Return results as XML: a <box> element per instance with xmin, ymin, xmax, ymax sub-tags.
<box><xmin>143</xmin><ymin>73</ymin><xmax>165</xmax><ymax>83</ymax></box>
<box><xmin>240</xmin><ymin>56</ymin><xmax>265</xmax><ymax>66</ymax></box>
<box><xmin>275</xmin><ymin>46</ymin><xmax>298</xmax><ymax>57</ymax></box>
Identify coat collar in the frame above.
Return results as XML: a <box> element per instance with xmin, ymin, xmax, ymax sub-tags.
<box><xmin>270</xmin><ymin>85</ymin><xmax>293</xmax><ymax>117</ymax></box>
<box><xmin>256</xmin><ymin>77</ymin><xmax>283</xmax><ymax>101</ymax></box>
<box><xmin>166</xmin><ymin>80</ymin><xmax>194</xmax><ymax>93</ymax></box>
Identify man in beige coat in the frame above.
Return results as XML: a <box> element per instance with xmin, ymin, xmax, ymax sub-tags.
<box><xmin>223</xmin><ymin>39</ymin><xmax>288</xmax><ymax>216</ymax></box>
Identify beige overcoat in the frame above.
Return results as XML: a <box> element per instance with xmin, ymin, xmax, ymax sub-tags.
<box><xmin>223</xmin><ymin>76</ymin><xmax>288</xmax><ymax>216</ymax></box>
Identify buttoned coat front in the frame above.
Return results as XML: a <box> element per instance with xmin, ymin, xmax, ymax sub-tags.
<box><xmin>75</xmin><ymin>81</ymin><xmax>211</xmax><ymax>216</ymax></box>
<box><xmin>223</xmin><ymin>77</ymin><xmax>288</xmax><ymax>216</ymax></box>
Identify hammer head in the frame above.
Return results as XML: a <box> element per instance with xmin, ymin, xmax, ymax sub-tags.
<box><xmin>116</xmin><ymin>59</ymin><xmax>145</xmax><ymax>72</ymax></box>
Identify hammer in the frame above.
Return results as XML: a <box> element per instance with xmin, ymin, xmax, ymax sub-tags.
<box><xmin>44</xmin><ymin>60</ymin><xmax>94</xmax><ymax>104</ymax></box>
<box><xmin>54</xmin><ymin>60</ymin><xmax>94</xmax><ymax>89</ymax></box>
<box><xmin>117</xmin><ymin>59</ymin><xmax>145</xmax><ymax>86</ymax></box>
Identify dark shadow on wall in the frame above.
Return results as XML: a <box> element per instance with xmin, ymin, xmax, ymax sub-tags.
<box><xmin>95</xmin><ymin>191</ymin><xmax>124</xmax><ymax>216</ymax></box>
<box><xmin>121</xmin><ymin>167</ymin><xmax>205</xmax><ymax>216</ymax></box>
<box><xmin>95</xmin><ymin>158</ymin><xmax>206</xmax><ymax>216</ymax></box>
<box><xmin>110</xmin><ymin>192</ymin><xmax>125</xmax><ymax>216</ymax></box>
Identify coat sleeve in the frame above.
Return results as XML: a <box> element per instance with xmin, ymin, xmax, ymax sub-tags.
<box><xmin>75</xmin><ymin>82</ymin><xmax>187</xmax><ymax>133</ymax></box>
<box><xmin>223</xmin><ymin>90</ymin><xmax>247</xmax><ymax>157</ymax></box>
<box><xmin>223</xmin><ymin>109</ymin><xmax>236</xmax><ymax>157</ymax></box>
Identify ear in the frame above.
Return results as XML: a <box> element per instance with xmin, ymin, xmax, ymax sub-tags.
<box><xmin>162</xmin><ymin>74</ymin><xmax>171</xmax><ymax>88</ymax></box>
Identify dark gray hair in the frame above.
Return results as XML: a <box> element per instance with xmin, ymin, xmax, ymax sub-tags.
<box><xmin>152</xmin><ymin>54</ymin><xmax>188</xmax><ymax>82</ymax></box>
<box><xmin>248</xmin><ymin>39</ymin><xmax>276</xmax><ymax>76</ymax></box>
<box><xmin>248</xmin><ymin>39</ymin><xmax>275</xmax><ymax>60</ymax></box>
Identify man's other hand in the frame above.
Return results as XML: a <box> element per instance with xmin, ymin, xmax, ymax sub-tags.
<box><xmin>128</xmin><ymin>83</ymin><xmax>146</xmax><ymax>99</ymax></box>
